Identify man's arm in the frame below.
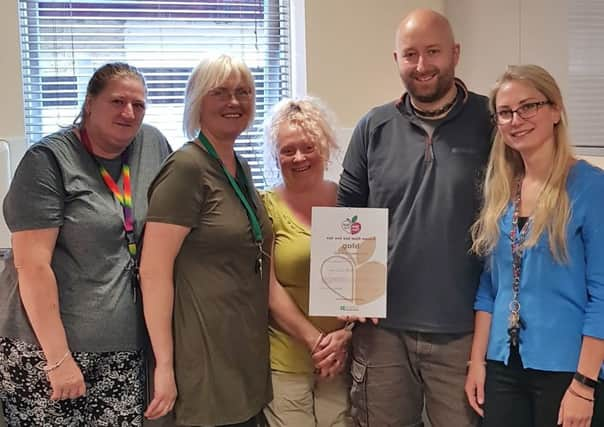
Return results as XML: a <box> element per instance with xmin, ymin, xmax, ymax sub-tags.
<box><xmin>337</xmin><ymin>118</ymin><xmax>370</xmax><ymax>208</ymax></box>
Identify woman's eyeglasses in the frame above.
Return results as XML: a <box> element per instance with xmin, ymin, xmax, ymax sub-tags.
<box><xmin>493</xmin><ymin>100</ymin><xmax>551</xmax><ymax>125</ymax></box>
<box><xmin>207</xmin><ymin>87</ymin><xmax>252</xmax><ymax>103</ymax></box>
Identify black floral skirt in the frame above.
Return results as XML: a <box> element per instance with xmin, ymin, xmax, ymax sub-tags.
<box><xmin>0</xmin><ymin>337</ymin><xmax>145</xmax><ymax>426</ymax></box>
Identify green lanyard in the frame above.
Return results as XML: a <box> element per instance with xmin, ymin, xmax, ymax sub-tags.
<box><xmin>197</xmin><ymin>131</ymin><xmax>263</xmax><ymax>246</ymax></box>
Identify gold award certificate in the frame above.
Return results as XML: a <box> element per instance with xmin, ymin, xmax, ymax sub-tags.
<box><xmin>309</xmin><ymin>207</ymin><xmax>388</xmax><ymax>318</ymax></box>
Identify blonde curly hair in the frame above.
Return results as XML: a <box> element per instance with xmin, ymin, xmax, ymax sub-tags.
<box><xmin>264</xmin><ymin>96</ymin><xmax>339</xmax><ymax>184</ymax></box>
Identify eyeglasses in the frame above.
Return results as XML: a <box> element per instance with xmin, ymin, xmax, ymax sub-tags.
<box><xmin>493</xmin><ymin>100</ymin><xmax>552</xmax><ymax>125</ymax></box>
<box><xmin>207</xmin><ymin>87</ymin><xmax>252</xmax><ymax>103</ymax></box>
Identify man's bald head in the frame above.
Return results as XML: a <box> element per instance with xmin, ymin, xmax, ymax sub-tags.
<box><xmin>395</xmin><ymin>9</ymin><xmax>456</xmax><ymax>53</ymax></box>
<box><xmin>393</xmin><ymin>9</ymin><xmax>460</xmax><ymax>107</ymax></box>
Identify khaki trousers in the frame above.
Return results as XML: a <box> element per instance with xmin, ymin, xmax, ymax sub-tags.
<box><xmin>263</xmin><ymin>370</ymin><xmax>352</xmax><ymax>427</ymax></box>
<box><xmin>350</xmin><ymin>324</ymin><xmax>478</xmax><ymax>427</ymax></box>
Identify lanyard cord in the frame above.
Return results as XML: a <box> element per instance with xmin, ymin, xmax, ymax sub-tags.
<box><xmin>508</xmin><ymin>178</ymin><xmax>530</xmax><ymax>347</ymax></box>
<box><xmin>79</xmin><ymin>128</ymin><xmax>137</xmax><ymax>259</ymax></box>
<box><xmin>196</xmin><ymin>131</ymin><xmax>263</xmax><ymax>245</ymax></box>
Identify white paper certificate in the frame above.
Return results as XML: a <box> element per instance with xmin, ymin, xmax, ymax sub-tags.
<box><xmin>309</xmin><ymin>207</ymin><xmax>388</xmax><ymax>318</ymax></box>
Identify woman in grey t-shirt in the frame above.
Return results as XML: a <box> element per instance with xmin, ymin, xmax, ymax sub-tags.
<box><xmin>0</xmin><ymin>63</ymin><xmax>171</xmax><ymax>425</ymax></box>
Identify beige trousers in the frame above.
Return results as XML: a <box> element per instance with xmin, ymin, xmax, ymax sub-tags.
<box><xmin>263</xmin><ymin>370</ymin><xmax>352</xmax><ymax>427</ymax></box>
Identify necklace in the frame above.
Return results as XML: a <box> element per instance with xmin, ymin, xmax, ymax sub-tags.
<box><xmin>508</xmin><ymin>178</ymin><xmax>530</xmax><ymax>347</ymax></box>
<box><xmin>411</xmin><ymin>90</ymin><xmax>458</xmax><ymax>120</ymax></box>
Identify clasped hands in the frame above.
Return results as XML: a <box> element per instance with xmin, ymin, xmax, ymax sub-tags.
<box><xmin>311</xmin><ymin>328</ymin><xmax>352</xmax><ymax>378</ymax></box>
<box><xmin>311</xmin><ymin>316</ymin><xmax>378</xmax><ymax>378</ymax></box>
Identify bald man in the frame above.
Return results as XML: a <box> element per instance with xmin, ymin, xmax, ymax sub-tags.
<box><xmin>338</xmin><ymin>9</ymin><xmax>493</xmax><ymax>427</ymax></box>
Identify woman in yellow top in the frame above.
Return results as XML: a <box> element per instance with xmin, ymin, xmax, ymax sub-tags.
<box><xmin>261</xmin><ymin>97</ymin><xmax>352</xmax><ymax>427</ymax></box>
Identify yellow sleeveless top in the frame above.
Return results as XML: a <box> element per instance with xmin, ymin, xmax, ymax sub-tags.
<box><xmin>261</xmin><ymin>190</ymin><xmax>342</xmax><ymax>373</ymax></box>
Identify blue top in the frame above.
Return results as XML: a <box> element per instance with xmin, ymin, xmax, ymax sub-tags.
<box><xmin>475</xmin><ymin>160</ymin><xmax>604</xmax><ymax>378</ymax></box>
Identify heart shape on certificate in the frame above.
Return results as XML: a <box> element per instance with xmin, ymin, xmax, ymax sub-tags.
<box><xmin>320</xmin><ymin>239</ymin><xmax>386</xmax><ymax>305</ymax></box>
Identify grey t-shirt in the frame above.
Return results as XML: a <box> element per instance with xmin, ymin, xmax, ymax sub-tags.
<box><xmin>1</xmin><ymin>124</ymin><xmax>171</xmax><ymax>352</ymax></box>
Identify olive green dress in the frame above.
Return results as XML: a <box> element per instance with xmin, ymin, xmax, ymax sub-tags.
<box><xmin>146</xmin><ymin>141</ymin><xmax>272</xmax><ymax>426</ymax></box>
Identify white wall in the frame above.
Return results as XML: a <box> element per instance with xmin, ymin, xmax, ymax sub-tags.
<box><xmin>0</xmin><ymin>1</ymin><xmax>24</xmax><ymax>138</ymax></box>
<box><xmin>305</xmin><ymin>0</ymin><xmax>445</xmax><ymax>128</ymax></box>
<box><xmin>0</xmin><ymin>1</ymin><xmax>22</xmax><ymax>261</ymax></box>
<box><xmin>0</xmin><ymin>142</ymin><xmax>11</xmax><ymax>249</ymax></box>
<box><xmin>447</xmin><ymin>0</ymin><xmax>568</xmax><ymax>97</ymax></box>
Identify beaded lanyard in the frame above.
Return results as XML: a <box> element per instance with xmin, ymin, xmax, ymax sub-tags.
<box><xmin>508</xmin><ymin>178</ymin><xmax>530</xmax><ymax>346</ymax></box>
<box><xmin>79</xmin><ymin>128</ymin><xmax>139</xmax><ymax>301</ymax></box>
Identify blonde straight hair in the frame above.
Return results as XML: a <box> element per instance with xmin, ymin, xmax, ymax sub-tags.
<box><xmin>471</xmin><ymin>65</ymin><xmax>575</xmax><ymax>263</ymax></box>
<box><xmin>183</xmin><ymin>54</ymin><xmax>256</xmax><ymax>140</ymax></box>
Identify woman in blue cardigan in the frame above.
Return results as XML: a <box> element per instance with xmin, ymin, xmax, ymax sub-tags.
<box><xmin>465</xmin><ymin>64</ymin><xmax>604</xmax><ymax>427</ymax></box>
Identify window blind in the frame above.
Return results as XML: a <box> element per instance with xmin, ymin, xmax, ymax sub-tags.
<box><xmin>568</xmin><ymin>0</ymin><xmax>604</xmax><ymax>153</ymax></box>
<box><xmin>18</xmin><ymin>0</ymin><xmax>292</xmax><ymax>188</ymax></box>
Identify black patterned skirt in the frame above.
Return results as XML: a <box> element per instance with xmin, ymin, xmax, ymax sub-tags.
<box><xmin>0</xmin><ymin>337</ymin><xmax>145</xmax><ymax>426</ymax></box>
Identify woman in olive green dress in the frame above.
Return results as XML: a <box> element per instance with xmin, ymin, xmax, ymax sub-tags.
<box><xmin>139</xmin><ymin>54</ymin><xmax>272</xmax><ymax>427</ymax></box>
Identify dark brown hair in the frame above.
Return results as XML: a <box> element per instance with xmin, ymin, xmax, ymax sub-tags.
<box><xmin>73</xmin><ymin>62</ymin><xmax>147</xmax><ymax>127</ymax></box>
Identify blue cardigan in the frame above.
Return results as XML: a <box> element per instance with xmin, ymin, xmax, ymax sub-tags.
<box><xmin>475</xmin><ymin>160</ymin><xmax>604</xmax><ymax>378</ymax></box>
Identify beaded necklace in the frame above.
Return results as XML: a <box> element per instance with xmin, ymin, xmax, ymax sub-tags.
<box><xmin>411</xmin><ymin>95</ymin><xmax>457</xmax><ymax>120</ymax></box>
<box><xmin>508</xmin><ymin>178</ymin><xmax>530</xmax><ymax>346</ymax></box>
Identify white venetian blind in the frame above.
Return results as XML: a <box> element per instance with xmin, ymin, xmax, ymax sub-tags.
<box><xmin>18</xmin><ymin>0</ymin><xmax>291</xmax><ymax>188</ymax></box>
<box><xmin>568</xmin><ymin>0</ymin><xmax>604</xmax><ymax>153</ymax></box>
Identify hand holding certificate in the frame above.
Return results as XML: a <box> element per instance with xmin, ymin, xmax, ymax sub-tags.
<box><xmin>309</xmin><ymin>207</ymin><xmax>388</xmax><ymax>318</ymax></box>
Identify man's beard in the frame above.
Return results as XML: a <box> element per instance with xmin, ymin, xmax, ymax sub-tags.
<box><xmin>405</xmin><ymin>69</ymin><xmax>455</xmax><ymax>104</ymax></box>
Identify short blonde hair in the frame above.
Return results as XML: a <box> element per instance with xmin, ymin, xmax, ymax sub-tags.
<box><xmin>183</xmin><ymin>54</ymin><xmax>256</xmax><ymax>139</ymax></box>
<box><xmin>265</xmin><ymin>96</ymin><xmax>339</xmax><ymax>169</ymax></box>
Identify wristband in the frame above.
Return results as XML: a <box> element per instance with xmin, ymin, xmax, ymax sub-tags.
<box><xmin>573</xmin><ymin>372</ymin><xmax>599</xmax><ymax>389</ymax></box>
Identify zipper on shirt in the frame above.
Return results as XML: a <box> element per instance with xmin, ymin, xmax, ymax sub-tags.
<box><xmin>407</xmin><ymin>118</ymin><xmax>436</xmax><ymax>163</ymax></box>
<box><xmin>424</xmin><ymin>135</ymin><xmax>434</xmax><ymax>163</ymax></box>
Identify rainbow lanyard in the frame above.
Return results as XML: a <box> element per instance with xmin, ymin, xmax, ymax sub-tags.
<box><xmin>79</xmin><ymin>128</ymin><xmax>137</xmax><ymax>260</ymax></box>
